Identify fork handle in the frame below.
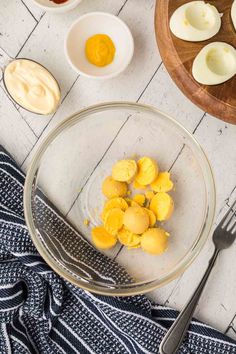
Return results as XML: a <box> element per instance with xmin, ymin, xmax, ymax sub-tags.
<box><xmin>159</xmin><ymin>248</ymin><xmax>220</xmax><ymax>354</ymax></box>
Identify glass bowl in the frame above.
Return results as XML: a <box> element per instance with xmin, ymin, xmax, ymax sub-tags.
<box><xmin>24</xmin><ymin>102</ymin><xmax>215</xmax><ymax>296</ymax></box>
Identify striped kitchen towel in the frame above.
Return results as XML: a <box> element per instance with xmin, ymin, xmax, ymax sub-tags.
<box><xmin>0</xmin><ymin>145</ymin><xmax>235</xmax><ymax>354</ymax></box>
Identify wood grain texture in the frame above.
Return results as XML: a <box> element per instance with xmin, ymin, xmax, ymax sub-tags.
<box><xmin>155</xmin><ymin>1</ymin><xmax>236</xmax><ymax>125</ymax></box>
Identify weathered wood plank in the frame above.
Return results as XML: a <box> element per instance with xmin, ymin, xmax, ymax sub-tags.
<box><xmin>0</xmin><ymin>87</ymin><xmax>37</xmax><ymax>165</ymax></box>
<box><xmin>0</xmin><ymin>0</ymin><xmax>37</xmax><ymax>58</ymax></box>
<box><xmin>21</xmin><ymin>0</ymin><xmax>45</xmax><ymax>21</ymax></box>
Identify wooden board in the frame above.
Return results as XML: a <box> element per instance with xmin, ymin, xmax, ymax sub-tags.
<box><xmin>155</xmin><ymin>1</ymin><xmax>236</xmax><ymax>125</ymax></box>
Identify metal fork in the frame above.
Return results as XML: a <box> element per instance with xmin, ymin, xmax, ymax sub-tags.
<box><xmin>160</xmin><ymin>200</ymin><xmax>236</xmax><ymax>354</ymax></box>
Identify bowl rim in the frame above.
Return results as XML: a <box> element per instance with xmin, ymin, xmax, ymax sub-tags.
<box><xmin>24</xmin><ymin>101</ymin><xmax>216</xmax><ymax>296</ymax></box>
<box><xmin>31</xmin><ymin>0</ymin><xmax>81</xmax><ymax>12</ymax></box>
<box><xmin>64</xmin><ymin>12</ymin><xmax>134</xmax><ymax>79</ymax></box>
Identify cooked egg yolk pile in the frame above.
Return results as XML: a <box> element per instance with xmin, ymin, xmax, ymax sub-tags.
<box><xmin>136</xmin><ymin>157</ymin><xmax>158</xmax><ymax>186</ymax></box>
<box><xmin>133</xmin><ymin>194</ymin><xmax>145</xmax><ymax>206</ymax></box>
<box><xmin>102</xmin><ymin>176</ymin><xmax>127</xmax><ymax>199</ymax></box>
<box><xmin>92</xmin><ymin>227</ymin><xmax>117</xmax><ymax>249</ymax></box>
<box><xmin>103</xmin><ymin>208</ymin><xmax>124</xmax><ymax>236</ymax></box>
<box><xmin>151</xmin><ymin>172</ymin><xmax>174</xmax><ymax>193</ymax></box>
<box><xmin>118</xmin><ymin>228</ymin><xmax>141</xmax><ymax>248</ymax></box>
<box><xmin>150</xmin><ymin>192</ymin><xmax>174</xmax><ymax>221</ymax></box>
<box><xmin>123</xmin><ymin>207</ymin><xmax>149</xmax><ymax>234</ymax></box>
<box><xmin>85</xmin><ymin>34</ymin><xmax>115</xmax><ymax>67</ymax></box>
<box><xmin>141</xmin><ymin>228</ymin><xmax>169</xmax><ymax>255</ymax></box>
<box><xmin>112</xmin><ymin>159</ymin><xmax>137</xmax><ymax>182</ymax></box>
<box><xmin>90</xmin><ymin>156</ymin><xmax>175</xmax><ymax>255</ymax></box>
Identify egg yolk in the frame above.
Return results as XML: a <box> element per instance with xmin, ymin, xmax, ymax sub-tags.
<box><xmin>150</xmin><ymin>192</ymin><xmax>174</xmax><ymax>221</ymax></box>
<box><xmin>133</xmin><ymin>194</ymin><xmax>146</xmax><ymax>206</ymax></box>
<box><xmin>92</xmin><ymin>226</ymin><xmax>117</xmax><ymax>249</ymax></box>
<box><xmin>102</xmin><ymin>176</ymin><xmax>127</xmax><ymax>199</ymax></box>
<box><xmin>145</xmin><ymin>191</ymin><xmax>155</xmax><ymax>200</ymax></box>
<box><xmin>85</xmin><ymin>34</ymin><xmax>115</xmax><ymax>67</ymax></box>
<box><xmin>118</xmin><ymin>228</ymin><xmax>141</xmax><ymax>248</ymax></box>
<box><xmin>123</xmin><ymin>206</ymin><xmax>149</xmax><ymax>234</ymax></box>
<box><xmin>101</xmin><ymin>197</ymin><xmax>128</xmax><ymax>221</ymax></box>
<box><xmin>151</xmin><ymin>172</ymin><xmax>174</xmax><ymax>193</ymax></box>
<box><xmin>112</xmin><ymin>159</ymin><xmax>137</xmax><ymax>182</ymax></box>
<box><xmin>104</xmin><ymin>197</ymin><xmax>128</xmax><ymax>212</ymax></box>
<box><xmin>141</xmin><ymin>228</ymin><xmax>169</xmax><ymax>255</ymax></box>
<box><xmin>143</xmin><ymin>208</ymin><xmax>156</xmax><ymax>227</ymax></box>
<box><xmin>132</xmin><ymin>180</ymin><xmax>146</xmax><ymax>190</ymax></box>
<box><xmin>83</xmin><ymin>219</ymin><xmax>90</xmax><ymax>226</ymax></box>
<box><xmin>104</xmin><ymin>208</ymin><xmax>124</xmax><ymax>236</ymax></box>
<box><xmin>135</xmin><ymin>157</ymin><xmax>159</xmax><ymax>186</ymax></box>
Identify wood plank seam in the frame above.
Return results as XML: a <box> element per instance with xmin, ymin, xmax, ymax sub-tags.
<box><xmin>1</xmin><ymin>86</ymin><xmax>38</xmax><ymax>138</ymax></box>
<box><xmin>117</xmin><ymin>0</ymin><xmax>129</xmax><ymax>16</ymax></box>
<box><xmin>19</xmin><ymin>74</ymin><xmax>80</xmax><ymax>165</ymax></box>
<box><xmin>21</xmin><ymin>0</ymin><xmax>39</xmax><ymax>23</ymax></box>
<box><xmin>227</xmin><ymin>186</ymin><xmax>236</xmax><ymax>202</ymax></box>
<box><xmin>16</xmin><ymin>13</ymin><xmax>45</xmax><ymax>58</ymax></box>
<box><xmin>0</xmin><ymin>46</ymin><xmax>12</xmax><ymax>60</ymax></box>
<box><xmin>225</xmin><ymin>314</ymin><xmax>236</xmax><ymax>334</ymax></box>
<box><xmin>0</xmin><ymin>86</ymin><xmax>38</xmax><ymax>138</ymax></box>
<box><xmin>192</xmin><ymin>113</ymin><xmax>206</xmax><ymax>135</ymax></box>
<box><xmin>136</xmin><ymin>61</ymin><xmax>163</xmax><ymax>102</ymax></box>
<box><xmin>0</xmin><ymin>82</ymin><xmax>20</xmax><ymax>110</ymax></box>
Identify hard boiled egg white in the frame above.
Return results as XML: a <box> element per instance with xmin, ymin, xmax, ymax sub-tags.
<box><xmin>170</xmin><ymin>1</ymin><xmax>221</xmax><ymax>41</ymax></box>
<box><xmin>232</xmin><ymin>1</ymin><xmax>236</xmax><ymax>31</ymax></box>
<box><xmin>192</xmin><ymin>42</ymin><xmax>236</xmax><ymax>85</ymax></box>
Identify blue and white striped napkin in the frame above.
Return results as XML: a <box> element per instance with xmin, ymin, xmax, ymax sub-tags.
<box><xmin>0</xmin><ymin>145</ymin><xmax>235</xmax><ymax>354</ymax></box>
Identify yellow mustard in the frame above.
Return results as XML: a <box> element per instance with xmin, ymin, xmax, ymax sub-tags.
<box><xmin>85</xmin><ymin>34</ymin><xmax>116</xmax><ymax>67</ymax></box>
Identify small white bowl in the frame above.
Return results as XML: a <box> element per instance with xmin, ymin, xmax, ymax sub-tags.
<box><xmin>31</xmin><ymin>0</ymin><xmax>82</xmax><ymax>13</ymax></box>
<box><xmin>65</xmin><ymin>12</ymin><xmax>134</xmax><ymax>79</ymax></box>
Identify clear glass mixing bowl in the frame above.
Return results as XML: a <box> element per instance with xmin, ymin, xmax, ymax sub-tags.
<box><xmin>24</xmin><ymin>102</ymin><xmax>215</xmax><ymax>296</ymax></box>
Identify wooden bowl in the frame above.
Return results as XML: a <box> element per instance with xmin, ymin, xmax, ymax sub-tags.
<box><xmin>155</xmin><ymin>1</ymin><xmax>236</xmax><ymax>125</ymax></box>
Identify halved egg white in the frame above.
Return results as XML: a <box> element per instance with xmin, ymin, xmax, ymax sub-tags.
<box><xmin>232</xmin><ymin>1</ymin><xmax>236</xmax><ymax>31</ymax></box>
<box><xmin>170</xmin><ymin>1</ymin><xmax>221</xmax><ymax>41</ymax></box>
<box><xmin>192</xmin><ymin>42</ymin><xmax>236</xmax><ymax>85</ymax></box>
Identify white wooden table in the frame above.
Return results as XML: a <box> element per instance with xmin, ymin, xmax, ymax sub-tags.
<box><xmin>0</xmin><ymin>0</ymin><xmax>236</xmax><ymax>340</ymax></box>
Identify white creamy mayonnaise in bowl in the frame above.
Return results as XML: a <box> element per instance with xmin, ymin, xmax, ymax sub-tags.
<box><xmin>3</xmin><ymin>58</ymin><xmax>61</xmax><ymax>115</ymax></box>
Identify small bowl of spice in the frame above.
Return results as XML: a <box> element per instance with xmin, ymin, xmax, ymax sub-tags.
<box><xmin>65</xmin><ymin>12</ymin><xmax>134</xmax><ymax>79</ymax></box>
<box><xmin>31</xmin><ymin>0</ymin><xmax>82</xmax><ymax>13</ymax></box>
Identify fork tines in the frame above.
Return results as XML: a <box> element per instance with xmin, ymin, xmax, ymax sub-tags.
<box><xmin>221</xmin><ymin>199</ymin><xmax>236</xmax><ymax>233</ymax></box>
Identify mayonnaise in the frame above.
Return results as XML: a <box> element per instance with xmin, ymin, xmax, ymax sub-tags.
<box><xmin>4</xmin><ymin>59</ymin><xmax>60</xmax><ymax>115</ymax></box>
